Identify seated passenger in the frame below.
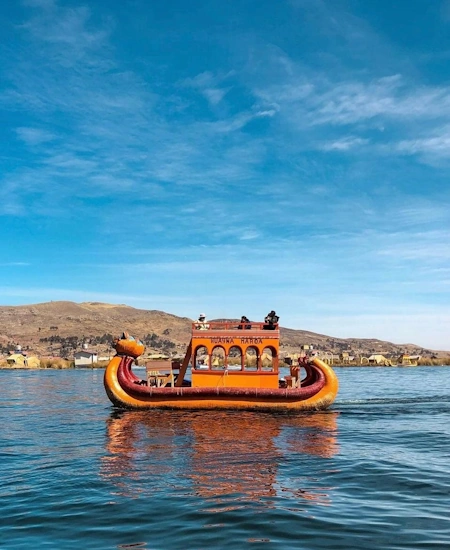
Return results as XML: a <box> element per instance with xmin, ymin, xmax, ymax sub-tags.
<box><xmin>195</xmin><ymin>313</ymin><xmax>210</xmax><ymax>330</ymax></box>
<box><xmin>238</xmin><ymin>315</ymin><xmax>251</xmax><ymax>329</ymax></box>
<box><xmin>263</xmin><ymin>310</ymin><xmax>279</xmax><ymax>330</ymax></box>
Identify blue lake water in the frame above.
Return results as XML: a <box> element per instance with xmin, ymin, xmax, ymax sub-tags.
<box><xmin>1</xmin><ymin>366</ymin><xmax>450</xmax><ymax>549</ymax></box>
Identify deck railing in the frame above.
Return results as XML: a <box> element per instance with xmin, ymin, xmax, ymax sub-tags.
<box><xmin>191</xmin><ymin>321</ymin><xmax>279</xmax><ymax>333</ymax></box>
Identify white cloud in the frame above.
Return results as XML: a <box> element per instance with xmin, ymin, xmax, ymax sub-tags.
<box><xmin>396</xmin><ymin>128</ymin><xmax>450</xmax><ymax>158</ymax></box>
<box><xmin>202</xmin><ymin>87</ymin><xmax>228</xmax><ymax>106</ymax></box>
<box><xmin>16</xmin><ymin>127</ymin><xmax>55</xmax><ymax>145</ymax></box>
<box><xmin>256</xmin><ymin>71</ymin><xmax>450</xmax><ymax>128</ymax></box>
<box><xmin>320</xmin><ymin>136</ymin><xmax>369</xmax><ymax>151</ymax></box>
<box><xmin>21</xmin><ymin>2</ymin><xmax>110</xmax><ymax>55</ymax></box>
<box><xmin>239</xmin><ymin>230</ymin><xmax>260</xmax><ymax>241</ymax></box>
<box><xmin>181</xmin><ymin>71</ymin><xmax>235</xmax><ymax>107</ymax></box>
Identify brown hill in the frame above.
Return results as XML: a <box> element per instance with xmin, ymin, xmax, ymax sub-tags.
<box><xmin>0</xmin><ymin>301</ymin><xmax>441</xmax><ymax>359</ymax></box>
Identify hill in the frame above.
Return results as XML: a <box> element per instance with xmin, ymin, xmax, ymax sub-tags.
<box><xmin>0</xmin><ymin>301</ymin><xmax>443</xmax><ymax>359</ymax></box>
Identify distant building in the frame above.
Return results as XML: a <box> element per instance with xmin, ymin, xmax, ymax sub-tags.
<box><xmin>74</xmin><ymin>350</ymin><xmax>98</xmax><ymax>367</ymax></box>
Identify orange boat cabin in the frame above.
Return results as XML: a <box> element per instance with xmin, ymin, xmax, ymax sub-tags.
<box><xmin>190</xmin><ymin>320</ymin><xmax>280</xmax><ymax>389</ymax></box>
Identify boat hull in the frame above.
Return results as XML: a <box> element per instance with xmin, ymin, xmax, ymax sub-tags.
<box><xmin>104</xmin><ymin>356</ymin><xmax>339</xmax><ymax>411</ymax></box>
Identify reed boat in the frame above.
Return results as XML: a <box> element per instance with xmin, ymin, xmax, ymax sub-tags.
<box><xmin>104</xmin><ymin>321</ymin><xmax>339</xmax><ymax>411</ymax></box>
<box><xmin>397</xmin><ymin>354</ymin><xmax>420</xmax><ymax>366</ymax></box>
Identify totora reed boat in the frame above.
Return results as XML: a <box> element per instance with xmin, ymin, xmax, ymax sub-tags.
<box><xmin>104</xmin><ymin>320</ymin><xmax>339</xmax><ymax>411</ymax></box>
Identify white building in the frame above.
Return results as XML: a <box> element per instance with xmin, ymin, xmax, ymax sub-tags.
<box><xmin>74</xmin><ymin>350</ymin><xmax>98</xmax><ymax>367</ymax></box>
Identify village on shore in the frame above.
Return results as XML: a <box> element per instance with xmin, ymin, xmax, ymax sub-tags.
<box><xmin>2</xmin><ymin>341</ymin><xmax>448</xmax><ymax>370</ymax></box>
<box><xmin>1</xmin><ymin>302</ymin><xmax>448</xmax><ymax>369</ymax></box>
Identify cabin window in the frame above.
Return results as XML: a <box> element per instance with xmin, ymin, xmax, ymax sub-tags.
<box><xmin>211</xmin><ymin>346</ymin><xmax>226</xmax><ymax>370</ymax></box>
<box><xmin>244</xmin><ymin>346</ymin><xmax>258</xmax><ymax>371</ymax></box>
<box><xmin>228</xmin><ymin>346</ymin><xmax>243</xmax><ymax>371</ymax></box>
<box><xmin>194</xmin><ymin>345</ymin><xmax>209</xmax><ymax>369</ymax></box>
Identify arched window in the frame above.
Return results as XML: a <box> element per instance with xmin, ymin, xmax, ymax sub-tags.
<box><xmin>194</xmin><ymin>345</ymin><xmax>209</xmax><ymax>370</ymax></box>
<box><xmin>261</xmin><ymin>347</ymin><xmax>274</xmax><ymax>371</ymax></box>
<box><xmin>244</xmin><ymin>346</ymin><xmax>258</xmax><ymax>371</ymax></box>
<box><xmin>211</xmin><ymin>346</ymin><xmax>226</xmax><ymax>370</ymax></box>
<box><xmin>228</xmin><ymin>346</ymin><xmax>243</xmax><ymax>371</ymax></box>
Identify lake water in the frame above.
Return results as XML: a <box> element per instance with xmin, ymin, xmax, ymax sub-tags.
<box><xmin>1</xmin><ymin>366</ymin><xmax>450</xmax><ymax>549</ymax></box>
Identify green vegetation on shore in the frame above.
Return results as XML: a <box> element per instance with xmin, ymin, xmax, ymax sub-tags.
<box><xmin>0</xmin><ymin>358</ymin><xmax>110</xmax><ymax>369</ymax></box>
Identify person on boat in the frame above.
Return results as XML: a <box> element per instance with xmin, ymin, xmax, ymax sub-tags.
<box><xmin>238</xmin><ymin>316</ymin><xmax>251</xmax><ymax>329</ymax></box>
<box><xmin>263</xmin><ymin>310</ymin><xmax>279</xmax><ymax>330</ymax></box>
<box><xmin>195</xmin><ymin>313</ymin><xmax>210</xmax><ymax>330</ymax></box>
<box><xmin>238</xmin><ymin>315</ymin><xmax>252</xmax><ymax>330</ymax></box>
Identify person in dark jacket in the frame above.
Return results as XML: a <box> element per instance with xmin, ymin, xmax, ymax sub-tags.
<box><xmin>263</xmin><ymin>310</ymin><xmax>279</xmax><ymax>330</ymax></box>
<box><xmin>238</xmin><ymin>316</ymin><xmax>251</xmax><ymax>330</ymax></box>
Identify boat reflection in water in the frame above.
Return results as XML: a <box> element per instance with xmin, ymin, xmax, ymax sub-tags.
<box><xmin>101</xmin><ymin>410</ymin><xmax>339</xmax><ymax>507</ymax></box>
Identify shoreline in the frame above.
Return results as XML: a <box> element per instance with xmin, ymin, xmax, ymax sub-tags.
<box><xmin>2</xmin><ymin>363</ymin><xmax>450</xmax><ymax>371</ymax></box>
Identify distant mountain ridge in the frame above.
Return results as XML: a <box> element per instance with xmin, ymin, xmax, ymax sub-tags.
<box><xmin>0</xmin><ymin>301</ymin><xmax>443</xmax><ymax>359</ymax></box>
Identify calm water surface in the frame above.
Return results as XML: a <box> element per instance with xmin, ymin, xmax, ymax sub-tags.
<box><xmin>1</xmin><ymin>367</ymin><xmax>450</xmax><ymax>549</ymax></box>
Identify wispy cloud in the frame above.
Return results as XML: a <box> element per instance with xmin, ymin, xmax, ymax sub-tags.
<box><xmin>254</xmin><ymin>70</ymin><xmax>450</xmax><ymax>131</ymax></box>
<box><xmin>309</xmin><ymin>77</ymin><xmax>450</xmax><ymax>126</ymax></box>
<box><xmin>21</xmin><ymin>0</ymin><xmax>111</xmax><ymax>59</ymax></box>
<box><xmin>320</xmin><ymin>136</ymin><xmax>369</xmax><ymax>151</ymax></box>
<box><xmin>396</xmin><ymin>127</ymin><xmax>450</xmax><ymax>159</ymax></box>
<box><xmin>181</xmin><ymin>71</ymin><xmax>234</xmax><ymax>106</ymax></box>
<box><xmin>16</xmin><ymin>127</ymin><xmax>55</xmax><ymax>145</ymax></box>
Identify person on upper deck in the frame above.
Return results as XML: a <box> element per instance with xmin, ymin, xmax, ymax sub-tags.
<box><xmin>238</xmin><ymin>315</ymin><xmax>251</xmax><ymax>330</ymax></box>
<box><xmin>263</xmin><ymin>310</ymin><xmax>279</xmax><ymax>330</ymax></box>
<box><xmin>195</xmin><ymin>313</ymin><xmax>210</xmax><ymax>330</ymax></box>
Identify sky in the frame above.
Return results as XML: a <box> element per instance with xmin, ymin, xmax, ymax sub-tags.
<box><xmin>1</xmin><ymin>0</ymin><xmax>450</xmax><ymax>350</ymax></box>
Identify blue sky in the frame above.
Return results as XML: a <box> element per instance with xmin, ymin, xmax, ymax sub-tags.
<box><xmin>1</xmin><ymin>0</ymin><xmax>450</xmax><ymax>350</ymax></box>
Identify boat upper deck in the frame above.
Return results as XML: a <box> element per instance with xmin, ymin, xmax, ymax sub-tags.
<box><xmin>191</xmin><ymin>321</ymin><xmax>280</xmax><ymax>339</ymax></box>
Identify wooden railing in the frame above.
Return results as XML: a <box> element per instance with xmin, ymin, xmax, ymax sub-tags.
<box><xmin>191</xmin><ymin>321</ymin><xmax>279</xmax><ymax>332</ymax></box>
